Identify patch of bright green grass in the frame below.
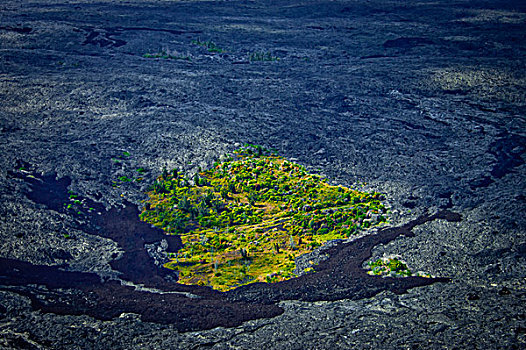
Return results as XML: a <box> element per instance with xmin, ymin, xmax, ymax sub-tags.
<box><xmin>139</xmin><ymin>144</ymin><xmax>388</xmax><ymax>291</ymax></box>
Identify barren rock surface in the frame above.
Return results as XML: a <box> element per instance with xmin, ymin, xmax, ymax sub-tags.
<box><xmin>1</xmin><ymin>0</ymin><xmax>525</xmax><ymax>348</ymax></box>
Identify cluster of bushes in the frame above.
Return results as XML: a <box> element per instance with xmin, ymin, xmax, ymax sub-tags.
<box><xmin>191</xmin><ymin>39</ymin><xmax>224</xmax><ymax>53</ymax></box>
<box><xmin>367</xmin><ymin>257</ymin><xmax>432</xmax><ymax>278</ymax></box>
<box><xmin>139</xmin><ymin>145</ymin><xmax>388</xmax><ymax>291</ymax></box>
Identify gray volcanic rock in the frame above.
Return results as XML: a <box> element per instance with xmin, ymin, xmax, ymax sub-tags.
<box><xmin>1</xmin><ymin>0</ymin><xmax>525</xmax><ymax>349</ymax></box>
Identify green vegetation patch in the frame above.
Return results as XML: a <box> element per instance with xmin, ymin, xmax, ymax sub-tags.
<box><xmin>367</xmin><ymin>257</ymin><xmax>432</xmax><ymax>278</ymax></box>
<box><xmin>139</xmin><ymin>145</ymin><xmax>388</xmax><ymax>291</ymax></box>
<box><xmin>110</xmin><ymin>151</ymin><xmax>147</xmax><ymax>187</ymax></box>
<box><xmin>191</xmin><ymin>39</ymin><xmax>225</xmax><ymax>53</ymax></box>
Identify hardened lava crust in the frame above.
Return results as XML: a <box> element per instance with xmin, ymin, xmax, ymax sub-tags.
<box><xmin>0</xmin><ymin>0</ymin><xmax>525</xmax><ymax>348</ymax></box>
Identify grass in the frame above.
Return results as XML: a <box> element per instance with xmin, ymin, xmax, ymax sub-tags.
<box><xmin>191</xmin><ymin>39</ymin><xmax>225</xmax><ymax>53</ymax></box>
<box><xmin>63</xmin><ymin>190</ymin><xmax>89</xmax><ymax>220</ymax></box>
<box><xmin>139</xmin><ymin>145</ymin><xmax>388</xmax><ymax>291</ymax></box>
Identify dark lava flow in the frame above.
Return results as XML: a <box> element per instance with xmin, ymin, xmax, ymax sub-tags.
<box><xmin>226</xmin><ymin>210</ymin><xmax>459</xmax><ymax>304</ymax></box>
<box><xmin>1</xmin><ymin>166</ymin><xmax>461</xmax><ymax>331</ymax></box>
<box><xmin>470</xmin><ymin>133</ymin><xmax>526</xmax><ymax>190</ymax></box>
<box><xmin>0</xmin><ymin>257</ymin><xmax>281</xmax><ymax>331</ymax></box>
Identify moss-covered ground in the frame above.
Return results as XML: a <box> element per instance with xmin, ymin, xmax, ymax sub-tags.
<box><xmin>139</xmin><ymin>145</ymin><xmax>388</xmax><ymax>291</ymax></box>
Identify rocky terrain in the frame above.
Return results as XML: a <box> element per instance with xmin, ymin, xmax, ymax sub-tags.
<box><xmin>0</xmin><ymin>0</ymin><xmax>525</xmax><ymax>348</ymax></box>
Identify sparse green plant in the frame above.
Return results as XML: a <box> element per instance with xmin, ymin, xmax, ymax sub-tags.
<box><xmin>191</xmin><ymin>39</ymin><xmax>224</xmax><ymax>53</ymax></box>
<box><xmin>367</xmin><ymin>257</ymin><xmax>422</xmax><ymax>277</ymax></box>
<box><xmin>143</xmin><ymin>49</ymin><xmax>191</xmax><ymax>61</ymax></box>
<box><xmin>193</xmin><ymin>173</ymin><xmax>201</xmax><ymax>186</ymax></box>
<box><xmin>248</xmin><ymin>51</ymin><xmax>279</xmax><ymax>62</ymax></box>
